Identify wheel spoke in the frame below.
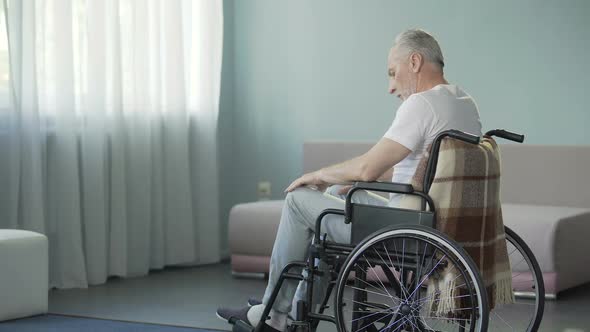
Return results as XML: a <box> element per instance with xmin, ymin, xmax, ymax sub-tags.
<box><xmin>491</xmin><ymin>310</ymin><xmax>515</xmax><ymax>330</ymax></box>
<box><xmin>384</xmin><ymin>318</ymin><xmax>408</xmax><ymax>332</ymax></box>
<box><xmin>350</xmin><ymin>268</ymin><xmax>397</xmax><ymax>297</ymax></box>
<box><xmin>344</xmin><ymin>298</ymin><xmax>396</xmax><ymax>311</ymax></box>
<box><xmin>362</xmin><ymin>255</ymin><xmax>398</xmax><ymax>307</ymax></box>
<box><xmin>348</xmin><ymin>306</ymin><xmax>397</xmax><ymax>324</ymax></box>
<box><xmin>411</xmin><ymin>282</ymin><xmax>467</xmax><ymax>308</ymax></box>
<box><xmin>374</xmin><ymin>246</ymin><xmax>409</xmax><ymax>300</ymax></box>
<box><xmin>408</xmin><ymin>254</ymin><xmax>447</xmax><ymax>299</ymax></box>
<box><xmin>510</xmin><ymin>257</ymin><xmax>527</xmax><ymax>269</ymax></box>
<box><xmin>389</xmin><ymin>240</ymin><xmax>411</xmax><ymax>300</ymax></box>
<box><xmin>348</xmin><ymin>285</ymin><xmax>398</xmax><ymax>299</ymax></box>
<box><xmin>353</xmin><ymin>310</ymin><xmax>395</xmax><ymax>332</ymax></box>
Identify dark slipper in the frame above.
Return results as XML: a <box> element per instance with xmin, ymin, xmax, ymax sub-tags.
<box><xmin>216</xmin><ymin>305</ymin><xmax>281</xmax><ymax>332</ymax></box>
<box><xmin>216</xmin><ymin>305</ymin><xmax>254</xmax><ymax>325</ymax></box>
<box><xmin>248</xmin><ymin>297</ymin><xmax>263</xmax><ymax>307</ymax></box>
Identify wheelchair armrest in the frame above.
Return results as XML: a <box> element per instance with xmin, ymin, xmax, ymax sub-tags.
<box><xmin>351</xmin><ymin>181</ymin><xmax>414</xmax><ymax>194</ymax></box>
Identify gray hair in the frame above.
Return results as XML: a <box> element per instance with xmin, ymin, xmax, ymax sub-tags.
<box><xmin>394</xmin><ymin>29</ymin><xmax>444</xmax><ymax>70</ymax></box>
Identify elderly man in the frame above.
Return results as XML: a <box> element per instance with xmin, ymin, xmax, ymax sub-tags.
<box><xmin>217</xmin><ymin>28</ymin><xmax>482</xmax><ymax>332</ymax></box>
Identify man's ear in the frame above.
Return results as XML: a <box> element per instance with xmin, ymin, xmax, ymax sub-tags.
<box><xmin>409</xmin><ymin>53</ymin><xmax>423</xmax><ymax>73</ymax></box>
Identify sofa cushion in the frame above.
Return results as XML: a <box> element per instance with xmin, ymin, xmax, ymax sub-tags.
<box><xmin>499</xmin><ymin>145</ymin><xmax>590</xmax><ymax>208</ymax></box>
<box><xmin>229</xmin><ymin>200</ymin><xmax>284</xmax><ymax>256</ymax></box>
<box><xmin>502</xmin><ymin>203</ymin><xmax>590</xmax><ymax>293</ymax></box>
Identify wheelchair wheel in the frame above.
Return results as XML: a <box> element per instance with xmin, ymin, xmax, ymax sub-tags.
<box><xmin>487</xmin><ymin>226</ymin><xmax>544</xmax><ymax>332</ymax></box>
<box><xmin>334</xmin><ymin>225</ymin><xmax>489</xmax><ymax>332</ymax></box>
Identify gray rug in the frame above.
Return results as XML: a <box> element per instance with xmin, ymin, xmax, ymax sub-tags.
<box><xmin>0</xmin><ymin>314</ymin><xmax>227</xmax><ymax>332</ymax></box>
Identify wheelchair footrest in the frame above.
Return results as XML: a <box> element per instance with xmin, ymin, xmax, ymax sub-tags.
<box><xmin>231</xmin><ymin>319</ymin><xmax>254</xmax><ymax>332</ymax></box>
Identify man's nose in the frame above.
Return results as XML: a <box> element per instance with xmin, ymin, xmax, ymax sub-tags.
<box><xmin>388</xmin><ymin>81</ymin><xmax>395</xmax><ymax>94</ymax></box>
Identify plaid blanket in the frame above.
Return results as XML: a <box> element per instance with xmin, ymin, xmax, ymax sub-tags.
<box><xmin>399</xmin><ymin>136</ymin><xmax>514</xmax><ymax>315</ymax></box>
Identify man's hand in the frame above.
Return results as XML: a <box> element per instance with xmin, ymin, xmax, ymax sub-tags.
<box><xmin>284</xmin><ymin>138</ymin><xmax>408</xmax><ymax>194</ymax></box>
<box><xmin>337</xmin><ymin>185</ymin><xmax>353</xmax><ymax>195</ymax></box>
<box><xmin>285</xmin><ymin>171</ymin><xmax>328</xmax><ymax>192</ymax></box>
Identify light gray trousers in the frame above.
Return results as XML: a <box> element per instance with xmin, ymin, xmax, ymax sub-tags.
<box><xmin>261</xmin><ymin>185</ymin><xmax>388</xmax><ymax>315</ymax></box>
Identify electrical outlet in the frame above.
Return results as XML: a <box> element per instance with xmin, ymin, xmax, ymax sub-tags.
<box><xmin>257</xmin><ymin>181</ymin><xmax>271</xmax><ymax>200</ymax></box>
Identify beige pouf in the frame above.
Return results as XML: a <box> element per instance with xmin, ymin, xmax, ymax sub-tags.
<box><xmin>0</xmin><ymin>230</ymin><xmax>48</xmax><ymax>321</ymax></box>
<box><xmin>229</xmin><ymin>200</ymin><xmax>283</xmax><ymax>275</ymax></box>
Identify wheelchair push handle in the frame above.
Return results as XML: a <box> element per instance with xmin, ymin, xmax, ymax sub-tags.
<box><xmin>446</xmin><ymin>129</ymin><xmax>480</xmax><ymax>145</ymax></box>
<box><xmin>485</xmin><ymin>129</ymin><xmax>525</xmax><ymax>143</ymax></box>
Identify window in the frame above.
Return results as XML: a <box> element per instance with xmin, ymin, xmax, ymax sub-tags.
<box><xmin>0</xmin><ymin>3</ymin><xmax>9</xmax><ymax>109</ymax></box>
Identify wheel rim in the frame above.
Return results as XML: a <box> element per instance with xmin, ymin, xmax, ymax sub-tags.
<box><xmin>487</xmin><ymin>228</ymin><xmax>544</xmax><ymax>332</ymax></box>
<box><xmin>335</xmin><ymin>227</ymin><xmax>488</xmax><ymax>332</ymax></box>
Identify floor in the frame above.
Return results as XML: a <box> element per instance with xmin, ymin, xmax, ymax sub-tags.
<box><xmin>48</xmin><ymin>263</ymin><xmax>590</xmax><ymax>332</ymax></box>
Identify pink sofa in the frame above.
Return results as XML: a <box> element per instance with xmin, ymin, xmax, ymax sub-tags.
<box><xmin>229</xmin><ymin>142</ymin><xmax>590</xmax><ymax>298</ymax></box>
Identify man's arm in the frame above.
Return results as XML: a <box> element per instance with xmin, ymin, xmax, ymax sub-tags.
<box><xmin>285</xmin><ymin>138</ymin><xmax>410</xmax><ymax>192</ymax></box>
<box><xmin>335</xmin><ymin>154</ymin><xmax>395</xmax><ymax>195</ymax></box>
<box><xmin>379</xmin><ymin>167</ymin><xmax>394</xmax><ymax>181</ymax></box>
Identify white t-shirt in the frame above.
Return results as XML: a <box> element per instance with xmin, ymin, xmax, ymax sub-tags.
<box><xmin>383</xmin><ymin>84</ymin><xmax>482</xmax><ymax>206</ymax></box>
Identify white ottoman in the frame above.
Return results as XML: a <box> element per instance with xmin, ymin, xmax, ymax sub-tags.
<box><xmin>0</xmin><ymin>230</ymin><xmax>48</xmax><ymax>321</ymax></box>
<box><xmin>229</xmin><ymin>200</ymin><xmax>283</xmax><ymax>275</ymax></box>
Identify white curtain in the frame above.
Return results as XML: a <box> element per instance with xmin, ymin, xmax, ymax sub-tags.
<box><xmin>0</xmin><ymin>0</ymin><xmax>223</xmax><ymax>289</ymax></box>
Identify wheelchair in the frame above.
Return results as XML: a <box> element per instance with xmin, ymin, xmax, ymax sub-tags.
<box><xmin>232</xmin><ymin>129</ymin><xmax>545</xmax><ymax>332</ymax></box>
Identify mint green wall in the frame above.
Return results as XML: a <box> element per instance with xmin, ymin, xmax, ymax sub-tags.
<box><xmin>219</xmin><ymin>0</ymin><xmax>590</xmax><ymax>252</ymax></box>
<box><xmin>218</xmin><ymin>0</ymin><xmax>234</xmax><ymax>255</ymax></box>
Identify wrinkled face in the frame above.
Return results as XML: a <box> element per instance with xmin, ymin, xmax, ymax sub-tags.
<box><xmin>387</xmin><ymin>46</ymin><xmax>416</xmax><ymax>101</ymax></box>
